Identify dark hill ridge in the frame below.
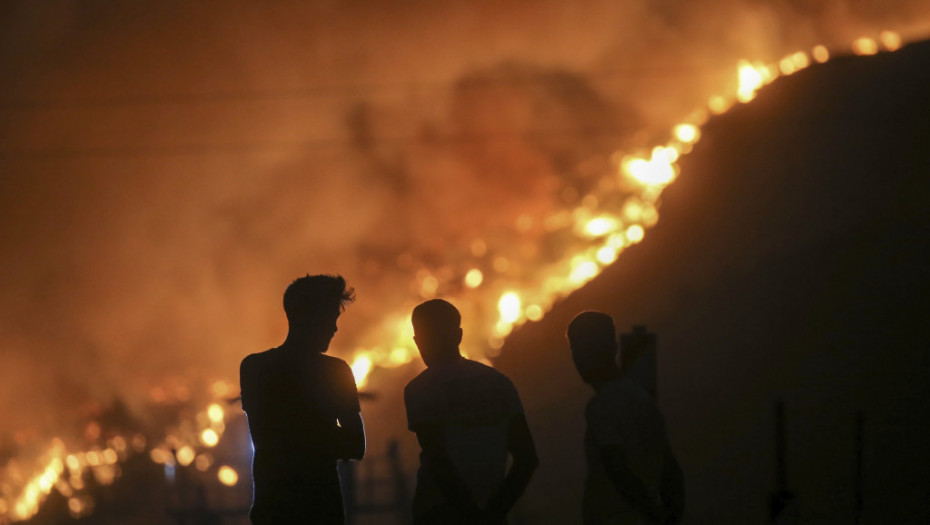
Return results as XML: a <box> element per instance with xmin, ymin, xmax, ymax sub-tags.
<box><xmin>496</xmin><ymin>39</ymin><xmax>930</xmax><ymax>523</ymax></box>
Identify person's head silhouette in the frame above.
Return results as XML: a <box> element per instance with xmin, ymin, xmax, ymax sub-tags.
<box><xmin>282</xmin><ymin>274</ymin><xmax>355</xmax><ymax>352</ymax></box>
<box><xmin>567</xmin><ymin>311</ymin><xmax>621</xmax><ymax>386</ymax></box>
<box><xmin>412</xmin><ymin>299</ymin><xmax>463</xmax><ymax>367</ymax></box>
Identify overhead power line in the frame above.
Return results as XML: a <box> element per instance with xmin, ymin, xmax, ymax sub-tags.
<box><xmin>0</xmin><ymin>125</ymin><xmax>637</xmax><ymax>160</ymax></box>
<box><xmin>0</xmin><ymin>65</ymin><xmax>739</xmax><ymax>111</ymax></box>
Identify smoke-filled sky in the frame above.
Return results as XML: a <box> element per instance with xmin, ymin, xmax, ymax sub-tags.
<box><xmin>2</xmin><ymin>0</ymin><xmax>930</xmax><ymax>451</ymax></box>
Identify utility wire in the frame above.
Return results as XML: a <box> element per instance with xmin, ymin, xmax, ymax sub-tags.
<box><xmin>0</xmin><ymin>65</ymin><xmax>739</xmax><ymax>110</ymax></box>
<box><xmin>0</xmin><ymin>125</ymin><xmax>636</xmax><ymax>160</ymax></box>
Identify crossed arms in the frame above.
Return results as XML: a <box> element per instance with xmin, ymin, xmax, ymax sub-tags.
<box><xmin>599</xmin><ymin>440</ymin><xmax>684</xmax><ymax>525</ymax></box>
<box><xmin>414</xmin><ymin>414</ymin><xmax>538</xmax><ymax>522</ymax></box>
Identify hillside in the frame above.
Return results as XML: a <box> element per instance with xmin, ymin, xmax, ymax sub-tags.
<box><xmin>496</xmin><ymin>39</ymin><xmax>930</xmax><ymax>523</ymax></box>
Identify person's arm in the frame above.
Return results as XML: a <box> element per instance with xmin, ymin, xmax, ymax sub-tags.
<box><xmin>483</xmin><ymin>414</ymin><xmax>539</xmax><ymax>519</ymax></box>
<box><xmin>659</xmin><ymin>441</ymin><xmax>685</xmax><ymax>524</ymax></box>
<box><xmin>331</xmin><ymin>360</ymin><xmax>365</xmax><ymax>460</ymax></box>
<box><xmin>415</xmin><ymin>424</ymin><xmax>481</xmax><ymax>517</ymax></box>
<box><xmin>239</xmin><ymin>356</ymin><xmax>261</xmax><ymax>440</ymax></box>
<box><xmin>238</xmin><ymin>356</ymin><xmax>253</xmax><ymax>414</ymax></box>
<box><xmin>335</xmin><ymin>410</ymin><xmax>366</xmax><ymax>460</ymax></box>
<box><xmin>601</xmin><ymin>444</ymin><xmax>667</xmax><ymax>525</ymax></box>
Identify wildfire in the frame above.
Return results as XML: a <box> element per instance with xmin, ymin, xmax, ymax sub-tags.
<box><xmin>0</xmin><ymin>29</ymin><xmax>920</xmax><ymax>524</ymax></box>
<box><xmin>0</xmin><ymin>379</ymin><xmax>237</xmax><ymax>523</ymax></box>
<box><xmin>0</xmin><ymin>437</ymin><xmax>128</xmax><ymax>522</ymax></box>
<box><xmin>342</xmin><ymin>30</ymin><xmax>916</xmax><ymax>389</ymax></box>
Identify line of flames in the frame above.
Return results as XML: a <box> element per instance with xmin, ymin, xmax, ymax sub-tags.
<box><xmin>0</xmin><ymin>30</ymin><xmax>909</xmax><ymax>524</ymax></box>
<box><xmin>347</xmin><ymin>31</ymin><xmax>905</xmax><ymax>389</ymax></box>
<box><xmin>0</xmin><ymin>380</ymin><xmax>239</xmax><ymax>523</ymax></box>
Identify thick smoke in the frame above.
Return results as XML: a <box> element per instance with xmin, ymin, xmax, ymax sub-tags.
<box><xmin>1</xmin><ymin>0</ymin><xmax>929</xmax><ymax>445</ymax></box>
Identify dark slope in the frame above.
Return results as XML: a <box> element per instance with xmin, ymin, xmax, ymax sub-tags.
<box><xmin>496</xmin><ymin>40</ymin><xmax>930</xmax><ymax>524</ymax></box>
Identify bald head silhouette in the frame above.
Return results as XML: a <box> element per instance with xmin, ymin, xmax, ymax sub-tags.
<box><xmin>567</xmin><ymin>311</ymin><xmax>621</xmax><ymax>385</ymax></box>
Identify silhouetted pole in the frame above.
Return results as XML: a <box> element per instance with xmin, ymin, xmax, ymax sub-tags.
<box><xmin>339</xmin><ymin>460</ymin><xmax>357</xmax><ymax>525</ymax></box>
<box><xmin>769</xmin><ymin>399</ymin><xmax>798</xmax><ymax>524</ymax></box>
<box><xmin>775</xmin><ymin>401</ymin><xmax>787</xmax><ymax>494</ymax></box>
<box><xmin>619</xmin><ymin>325</ymin><xmax>657</xmax><ymax>397</ymax></box>
<box><xmin>854</xmin><ymin>411</ymin><xmax>864</xmax><ymax>524</ymax></box>
<box><xmin>387</xmin><ymin>439</ymin><xmax>409</xmax><ymax>525</ymax></box>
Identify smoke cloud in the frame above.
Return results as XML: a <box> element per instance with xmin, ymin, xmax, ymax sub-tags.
<box><xmin>1</xmin><ymin>0</ymin><xmax>929</xmax><ymax>445</ymax></box>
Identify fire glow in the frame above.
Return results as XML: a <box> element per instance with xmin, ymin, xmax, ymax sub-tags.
<box><xmin>0</xmin><ymin>382</ymin><xmax>232</xmax><ymax>523</ymax></box>
<box><xmin>0</xmin><ymin>30</ymin><xmax>914</xmax><ymax>523</ymax></box>
<box><xmin>344</xmin><ymin>31</ymin><xmax>907</xmax><ymax>389</ymax></box>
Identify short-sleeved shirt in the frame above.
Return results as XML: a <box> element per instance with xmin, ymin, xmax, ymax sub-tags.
<box><xmin>583</xmin><ymin>377</ymin><xmax>667</xmax><ymax>524</ymax></box>
<box><xmin>404</xmin><ymin>356</ymin><xmax>524</xmax><ymax>516</ymax></box>
<box><xmin>240</xmin><ymin>347</ymin><xmax>360</xmax><ymax>497</ymax></box>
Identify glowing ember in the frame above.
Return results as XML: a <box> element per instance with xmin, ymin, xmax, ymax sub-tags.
<box><xmin>525</xmin><ymin>304</ymin><xmax>544</xmax><ymax>322</ymax></box>
<box><xmin>217</xmin><ymin>466</ymin><xmax>239</xmax><ymax>486</ymax></box>
<box><xmin>207</xmin><ymin>403</ymin><xmax>225</xmax><ymax>424</ymax></box>
<box><xmin>195</xmin><ymin>454</ymin><xmax>213</xmax><ymax>472</ymax></box>
<box><xmin>111</xmin><ymin>436</ymin><xmax>127</xmax><ymax>453</ymax></box>
<box><xmin>67</xmin><ymin>497</ymin><xmax>83</xmax><ymax>517</ymax></box>
<box><xmin>569</xmin><ymin>259</ymin><xmax>600</xmax><ymax>285</ymax></box>
<box><xmin>852</xmin><ymin>37</ymin><xmax>879</xmax><ymax>55</ymax></box>
<box><xmin>583</xmin><ymin>217</ymin><xmax>620</xmax><ymax>237</ymax></box>
<box><xmin>779</xmin><ymin>56</ymin><xmax>798</xmax><ymax>75</ymax></box>
<box><xmin>200</xmin><ymin>429</ymin><xmax>220</xmax><ymax>448</ymax></box>
<box><xmin>149</xmin><ymin>448</ymin><xmax>173</xmax><ymax>465</ymax></box>
<box><xmin>464</xmin><ymin>268</ymin><xmax>484</xmax><ymax>288</ymax></box>
<box><xmin>880</xmin><ymin>30</ymin><xmax>902</xmax><ymax>51</ymax></box>
<box><xmin>210</xmin><ymin>380</ymin><xmax>232</xmax><ymax>398</ymax></box>
<box><xmin>597</xmin><ymin>246</ymin><xmax>619</xmax><ymax>265</ymax></box>
<box><xmin>812</xmin><ymin>45</ymin><xmax>831</xmax><ymax>63</ymax></box>
<box><xmin>790</xmin><ymin>51</ymin><xmax>810</xmax><ymax>69</ymax></box>
<box><xmin>673</xmin><ymin>124</ymin><xmax>700</xmax><ymax>144</ymax></box>
<box><xmin>85</xmin><ymin>451</ymin><xmax>101</xmax><ymax>467</ymax></box>
<box><xmin>419</xmin><ymin>275</ymin><xmax>439</xmax><ymax>299</ymax></box>
<box><xmin>176</xmin><ymin>446</ymin><xmax>196</xmax><ymax>467</ymax></box>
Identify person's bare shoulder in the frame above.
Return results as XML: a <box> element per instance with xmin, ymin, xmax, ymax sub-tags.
<box><xmin>316</xmin><ymin>352</ymin><xmax>350</xmax><ymax>369</ymax></box>
<box><xmin>240</xmin><ymin>348</ymin><xmax>278</xmax><ymax>381</ymax></box>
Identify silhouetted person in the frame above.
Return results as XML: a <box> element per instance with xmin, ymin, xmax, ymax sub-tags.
<box><xmin>567</xmin><ymin>312</ymin><xmax>684</xmax><ymax>525</ymax></box>
<box><xmin>404</xmin><ymin>299</ymin><xmax>538</xmax><ymax>524</ymax></box>
<box><xmin>240</xmin><ymin>274</ymin><xmax>365</xmax><ymax>524</ymax></box>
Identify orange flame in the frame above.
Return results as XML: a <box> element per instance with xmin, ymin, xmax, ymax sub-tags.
<box><xmin>344</xmin><ymin>31</ymin><xmax>918</xmax><ymax>389</ymax></box>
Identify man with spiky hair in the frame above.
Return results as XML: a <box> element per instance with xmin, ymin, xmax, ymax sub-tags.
<box><xmin>240</xmin><ymin>274</ymin><xmax>365</xmax><ymax>525</ymax></box>
<box><xmin>567</xmin><ymin>311</ymin><xmax>684</xmax><ymax>525</ymax></box>
<box><xmin>405</xmin><ymin>299</ymin><xmax>538</xmax><ymax>525</ymax></box>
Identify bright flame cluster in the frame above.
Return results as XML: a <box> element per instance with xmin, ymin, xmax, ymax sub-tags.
<box><xmin>0</xmin><ymin>435</ymin><xmax>130</xmax><ymax>522</ymax></box>
<box><xmin>0</xmin><ymin>380</ymin><xmax>241</xmax><ymax>523</ymax></box>
<box><xmin>145</xmin><ymin>383</ymin><xmax>236</xmax><ymax>487</ymax></box>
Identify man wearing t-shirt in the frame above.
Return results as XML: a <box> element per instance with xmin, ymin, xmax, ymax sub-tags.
<box><xmin>240</xmin><ymin>274</ymin><xmax>365</xmax><ymax>524</ymax></box>
<box><xmin>404</xmin><ymin>299</ymin><xmax>538</xmax><ymax>524</ymax></box>
<box><xmin>567</xmin><ymin>311</ymin><xmax>684</xmax><ymax>525</ymax></box>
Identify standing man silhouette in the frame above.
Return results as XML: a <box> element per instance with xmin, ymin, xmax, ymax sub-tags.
<box><xmin>240</xmin><ymin>274</ymin><xmax>365</xmax><ymax>525</ymax></box>
<box><xmin>567</xmin><ymin>311</ymin><xmax>684</xmax><ymax>525</ymax></box>
<box><xmin>404</xmin><ymin>299</ymin><xmax>538</xmax><ymax>525</ymax></box>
